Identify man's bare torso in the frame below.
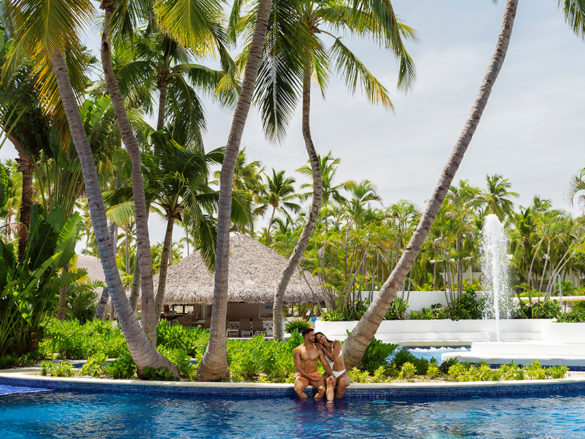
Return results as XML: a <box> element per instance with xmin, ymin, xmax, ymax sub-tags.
<box><xmin>294</xmin><ymin>343</ymin><xmax>320</xmax><ymax>373</ymax></box>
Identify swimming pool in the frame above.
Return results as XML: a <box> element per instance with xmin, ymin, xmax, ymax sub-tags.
<box><xmin>2</xmin><ymin>390</ymin><xmax>585</xmax><ymax>438</ymax></box>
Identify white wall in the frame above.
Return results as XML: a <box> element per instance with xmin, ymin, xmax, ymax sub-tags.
<box><xmin>355</xmin><ymin>290</ymin><xmax>485</xmax><ymax>312</ymax></box>
<box><xmin>314</xmin><ymin>319</ymin><xmax>550</xmax><ymax>346</ymax></box>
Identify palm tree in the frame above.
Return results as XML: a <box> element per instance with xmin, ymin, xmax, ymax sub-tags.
<box><xmin>142</xmin><ymin>130</ymin><xmax>223</xmax><ymax>317</ymax></box>
<box><xmin>341</xmin><ymin>0</ymin><xmax>520</xmax><ymax>369</ymax></box>
<box><xmin>248</xmin><ymin>0</ymin><xmax>415</xmax><ymax>340</ymax></box>
<box><xmin>197</xmin><ymin>0</ymin><xmax>273</xmax><ymax>381</ymax></box>
<box><xmin>6</xmin><ymin>0</ymin><xmax>176</xmax><ymax>375</ymax></box>
<box><xmin>258</xmin><ymin>169</ymin><xmax>300</xmax><ymax>246</ymax></box>
<box><xmin>483</xmin><ymin>174</ymin><xmax>518</xmax><ymax>221</ymax></box>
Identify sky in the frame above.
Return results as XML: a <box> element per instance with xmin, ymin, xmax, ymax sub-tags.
<box><xmin>1</xmin><ymin>0</ymin><xmax>584</xmax><ymax>247</ymax></box>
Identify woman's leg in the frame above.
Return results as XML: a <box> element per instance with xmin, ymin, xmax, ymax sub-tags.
<box><xmin>325</xmin><ymin>376</ymin><xmax>336</xmax><ymax>402</ymax></box>
<box><xmin>335</xmin><ymin>373</ymin><xmax>350</xmax><ymax>399</ymax></box>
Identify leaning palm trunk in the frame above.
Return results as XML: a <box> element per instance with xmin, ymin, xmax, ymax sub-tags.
<box><xmin>197</xmin><ymin>0</ymin><xmax>273</xmax><ymax>381</ymax></box>
<box><xmin>273</xmin><ymin>61</ymin><xmax>322</xmax><ymax>340</ymax></box>
<box><xmin>342</xmin><ymin>0</ymin><xmax>519</xmax><ymax>369</ymax></box>
<box><xmin>155</xmin><ymin>216</ymin><xmax>175</xmax><ymax>317</ymax></box>
<box><xmin>49</xmin><ymin>49</ymin><xmax>176</xmax><ymax>376</ymax></box>
<box><xmin>95</xmin><ymin>287</ymin><xmax>109</xmax><ymax>320</ymax></box>
<box><xmin>100</xmin><ymin>4</ymin><xmax>157</xmax><ymax>345</ymax></box>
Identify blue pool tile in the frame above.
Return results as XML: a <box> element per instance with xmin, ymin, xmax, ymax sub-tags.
<box><xmin>0</xmin><ymin>384</ymin><xmax>50</xmax><ymax>396</ymax></box>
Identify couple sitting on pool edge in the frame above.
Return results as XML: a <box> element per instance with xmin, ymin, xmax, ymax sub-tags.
<box><xmin>293</xmin><ymin>328</ymin><xmax>351</xmax><ymax>401</ymax></box>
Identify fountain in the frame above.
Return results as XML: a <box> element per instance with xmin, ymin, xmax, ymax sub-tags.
<box><xmin>480</xmin><ymin>214</ymin><xmax>514</xmax><ymax>341</ymax></box>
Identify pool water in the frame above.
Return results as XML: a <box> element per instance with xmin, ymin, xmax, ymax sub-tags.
<box><xmin>2</xmin><ymin>391</ymin><xmax>585</xmax><ymax>438</ymax></box>
<box><xmin>405</xmin><ymin>346</ymin><xmax>471</xmax><ymax>364</ymax></box>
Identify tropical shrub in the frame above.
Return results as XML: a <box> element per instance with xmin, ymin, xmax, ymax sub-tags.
<box><xmin>40</xmin><ymin>361</ymin><xmax>74</xmax><ymax>377</ymax></box>
<box><xmin>79</xmin><ymin>353</ymin><xmax>107</xmax><ymax>378</ymax></box>
<box><xmin>105</xmin><ymin>352</ymin><xmax>136</xmax><ymax>379</ymax></box>
<box><xmin>398</xmin><ymin>362</ymin><xmax>417</xmax><ymax>380</ymax></box>
<box><xmin>426</xmin><ymin>362</ymin><xmax>440</xmax><ymax>379</ymax></box>
<box><xmin>384</xmin><ymin>297</ymin><xmax>409</xmax><ymax>320</ymax></box>
<box><xmin>0</xmin><ymin>206</ymin><xmax>84</xmax><ymax>357</ymax></box>
<box><xmin>156</xmin><ymin>320</ymin><xmax>209</xmax><ymax>360</ymax></box>
<box><xmin>556</xmin><ymin>309</ymin><xmax>585</xmax><ymax>323</ymax></box>
<box><xmin>284</xmin><ymin>319</ymin><xmax>311</xmax><ymax>333</ymax></box>
<box><xmin>158</xmin><ymin>346</ymin><xmax>196</xmax><ymax>379</ymax></box>
<box><xmin>66</xmin><ymin>282</ymin><xmax>100</xmax><ymax>324</ymax></box>
<box><xmin>520</xmin><ymin>301</ymin><xmax>561</xmax><ymax>319</ymax></box>
<box><xmin>360</xmin><ymin>337</ymin><xmax>398</xmax><ymax>374</ymax></box>
<box><xmin>546</xmin><ymin>365</ymin><xmax>569</xmax><ymax>379</ymax></box>
<box><xmin>39</xmin><ymin>318</ymin><xmax>127</xmax><ymax>359</ymax></box>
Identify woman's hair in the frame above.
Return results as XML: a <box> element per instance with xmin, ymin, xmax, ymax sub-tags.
<box><xmin>313</xmin><ymin>332</ymin><xmax>332</xmax><ymax>344</ymax></box>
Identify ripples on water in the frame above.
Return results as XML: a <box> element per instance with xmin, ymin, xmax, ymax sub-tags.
<box><xmin>2</xmin><ymin>391</ymin><xmax>585</xmax><ymax>438</ymax></box>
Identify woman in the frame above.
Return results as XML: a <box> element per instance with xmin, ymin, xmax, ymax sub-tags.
<box><xmin>314</xmin><ymin>332</ymin><xmax>350</xmax><ymax>400</ymax></box>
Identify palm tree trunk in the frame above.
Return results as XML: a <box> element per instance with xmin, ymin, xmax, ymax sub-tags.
<box><xmin>14</xmin><ymin>140</ymin><xmax>33</xmax><ymax>260</ymax></box>
<box><xmin>157</xmin><ymin>78</ymin><xmax>168</xmax><ymax>131</ymax></box>
<box><xmin>266</xmin><ymin>206</ymin><xmax>276</xmax><ymax>246</ymax></box>
<box><xmin>48</xmin><ymin>48</ymin><xmax>176</xmax><ymax>377</ymax></box>
<box><xmin>342</xmin><ymin>0</ymin><xmax>519</xmax><ymax>369</ymax></box>
<box><xmin>456</xmin><ymin>236</ymin><xmax>463</xmax><ymax>299</ymax></box>
<box><xmin>129</xmin><ymin>261</ymin><xmax>140</xmax><ymax>312</ymax></box>
<box><xmin>155</xmin><ymin>216</ymin><xmax>175</xmax><ymax>317</ymax></box>
<box><xmin>95</xmin><ymin>287</ymin><xmax>109</xmax><ymax>320</ymax></box>
<box><xmin>197</xmin><ymin>0</ymin><xmax>273</xmax><ymax>381</ymax></box>
<box><xmin>101</xmin><ymin>5</ymin><xmax>157</xmax><ymax>345</ymax></box>
<box><xmin>273</xmin><ymin>61</ymin><xmax>322</xmax><ymax>340</ymax></box>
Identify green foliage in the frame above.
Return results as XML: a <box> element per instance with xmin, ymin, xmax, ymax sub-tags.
<box><xmin>284</xmin><ymin>319</ymin><xmax>311</xmax><ymax>333</ymax></box>
<box><xmin>390</xmin><ymin>348</ymin><xmax>429</xmax><ymax>375</ymax></box>
<box><xmin>0</xmin><ymin>206</ymin><xmax>83</xmax><ymax>357</ymax></box>
<box><xmin>497</xmin><ymin>363</ymin><xmax>524</xmax><ymax>380</ymax></box>
<box><xmin>158</xmin><ymin>346</ymin><xmax>196</xmax><ymax>380</ymax></box>
<box><xmin>79</xmin><ymin>353</ymin><xmax>107</xmax><ymax>377</ymax></box>
<box><xmin>556</xmin><ymin>309</ymin><xmax>585</xmax><ymax>322</ymax></box>
<box><xmin>141</xmin><ymin>366</ymin><xmax>178</xmax><ymax>381</ymax></box>
<box><xmin>426</xmin><ymin>362</ymin><xmax>440</xmax><ymax>379</ymax></box>
<box><xmin>321</xmin><ymin>310</ymin><xmax>343</xmax><ymax>321</ymax></box>
<box><xmin>39</xmin><ymin>318</ymin><xmax>127</xmax><ymax>360</ymax></box>
<box><xmin>0</xmin><ymin>351</ymin><xmax>39</xmax><ymax>369</ymax></box>
<box><xmin>523</xmin><ymin>361</ymin><xmax>546</xmax><ymax>380</ymax></box>
<box><xmin>360</xmin><ymin>338</ymin><xmax>398</xmax><ymax>374</ymax></box>
<box><xmin>398</xmin><ymin>362</ymin><xmax>417</xmax><ymax>380</ymax></box>
<box><xmin>105</xmin><ymin>352</ymin><xmax>136</xmax><ymax>379</ymax></box>
<box><xmin>40</xmin><ymin>361</ymin><xmax>74</xmax><ymax>377</ymax></box>
<box><xmin>227</xmin><ymin>332</ymin><xmax>303</xmax><ymax>382</ymax></box>
<box><xmin>156</xmin><ymin>320</ymin><xmax>209</xmax><ymax>360</ymax></box>
<box><xmin>546</xmin><ymin>365</ymin><xmax>569</xmax><ymax>379</ymax></box>
<box><xmin>521</xmin><ymin>301</ymin><xmax>561</xmax><ymax>319</ymax></box>
<box><xmin>409</xmin><ymin>290</ymin><xmax>483</xmax><ymax>320</ymax></box>
<box><xmin>65</xmin><ymin>282</ymin><xmax>100</xmax><ymax>324</ymax></box>
<box><xmin>384</xmin><ymin>297</ymin><xmax>409</xmax><ymax>320</ymax></box>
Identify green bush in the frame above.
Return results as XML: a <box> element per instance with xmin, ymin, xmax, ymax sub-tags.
<box><xmin>546</xmin><ymin>365</ymin><xmax>569</xmax><ymax>379</ymax></box>
<box><xmin>105</xmin><ymin>352</ymin><xmax>136</xmax><ymax>379</ymax></box>
<box><xmin>158</xmin><ymin>346</ymin><xmax>196</xmax><ymax>380</ymax></box>
<box><xmin>40</xmin><ymin>361</ymin><xmax>74</xmax><ymax>377</ymax></box>
<box><xmin>398</xmin><ymin>362</ymin><xmax>417</xmax><ymax>379</ymax></box>
<box><xmin>156</xmin><ymin>320</ymin><xmax>209</xmax><ymax>360</ymax></box>
<box><xmin>556</xmin><ymin>309</ymin><xmax>585</xmax><ymax>322</ymax></box>
<box><xmin>521</xmin><ymin>301</ymin><xmax>561</xmax><ymax>319</ymax></box>
<box><xmin>284</xmin><ymin>319</ymin><xmax>311</xmax><ymax>333</ymax></box>
<box><xmin>523</xmin><ymin>361</ymin><xmax>546</xmax><ymax>380</ymax></box>
<box><xmin>426</xmin><ymin>362</ymin><xmax>440</xmax><ymax>379</ymax></box>
<box><xmin>39</xmin><ymin>318</ymin><xmax>127</xmax><ymax>360</ymax></box>
<box><xmin>141</xmin><ymin>366</ymin><xmax>178</xmax><ymax>381</ymax></box>
<box><xmin>390</xmin><ymin>348</ymin><xmax>428</xmax><ymax>375</ymax></box>
<box><xmin>384</xmin><ymin>297</ymin><xmax>409</xmax><ymax>320</ymax></box>
<box><xmin>499</xmin><ymin>363</ymin><xmax>524</xmax><ymax>380</ymax></box>
<box><xmin>79</xmin><ymin>353</ymin><xmax>107</xmax><ymax>378</ymax></box>
<box><xmin>360</xmin><ymin>337</ymin><xmax>398</xmax><ymax>374</ymax></box>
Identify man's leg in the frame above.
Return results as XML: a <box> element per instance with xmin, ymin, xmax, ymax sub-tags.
<box><xmin>294</xmin><ymin>377</ymin><xmax>310</xmax><ymax>399</ymax></box>
<box><xmin>335</xmin><ymin>373</ymin><xmax>350</xmax><ymax>399</ymax></box>
<box><xmin>325</xmin><ymin>376</ymin><xmax>336</xmax><ymax>402</ymax></box>
<box><xmin>313</xmin><ymin>378</ymin><xmax>326</xmax><ymax>400</ymax></box>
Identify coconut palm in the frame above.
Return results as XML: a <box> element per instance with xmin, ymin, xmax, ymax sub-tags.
<box><xmin>341</xmin><ymin>0</ymin><xmax>520</xmax><ymax>369</ymax></box>
<box><xmin>258</xmin><ymin>169</ymin><xmax>300</xmax><ymax>246</ymax></box>
<box><xmin>5</xmin><ymin>0</ymin><xmax>176</xmax><ymax>375</ymax></box>
<box><xmin>141</xmin><ymin>130</ymin><xmax>223</xmax><ymax>317</ymax></box>
<box><xmin>483</xmin><ymin>174</ymin><xmax>518</xmax><ymax>221</ymax></box>
<box><xmin>246</xmin><ymin>0</ymin><xmax>415</xmax><ymax>340</ymax></box>
<box><xmin>197</xmin><ymin>0</ymin><xmax>273</xmax><ymax>381</ymax></box>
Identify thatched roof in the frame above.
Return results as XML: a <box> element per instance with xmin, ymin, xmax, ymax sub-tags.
<box><xmin>153</xmin><ymin>233</ymin><xmax>323</xmax><ymax>304</ymax></box>
<box><xmin>76</xmin><ymin>255</ymin><xmax>106</xmax><ymax>283</ymax></box>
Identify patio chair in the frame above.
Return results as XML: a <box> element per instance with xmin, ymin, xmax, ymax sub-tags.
<box><xmin>252</xmin><ymin>318</ymin><xmax>266</xmax><ymax>336</ymax></box>
<box><xmin>239</xmin><ymin>319</ymin><xmax>253</xmax><ymax>337</ymax></box>
<box><xmin>226</xmin><ymin>321</ymin><xmax>240</xmax><ymax>338</ymax></box>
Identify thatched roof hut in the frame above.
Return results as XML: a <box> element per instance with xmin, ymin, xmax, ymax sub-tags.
<box><xmin>154</xmin><ymin>233</ymin><xmax>322</xmax><ymax>305</ymax></box>
<box><xmin>76</xmin><ymin>255</ymin><xmax>106</xmax><ymax>283</ymax></box>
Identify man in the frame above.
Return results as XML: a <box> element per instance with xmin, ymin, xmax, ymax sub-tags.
<box><xmin>293</xmin><ymin>328</ymin><xmax>332</xmax><ymax>400</ymax></box>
